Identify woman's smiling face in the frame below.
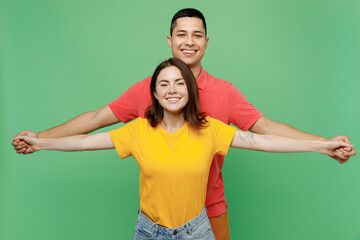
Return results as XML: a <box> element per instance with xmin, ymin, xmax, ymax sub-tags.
<box><xmin>154</xmin><ymin>66</ymin><xmax>189</xmax><ymax>115</ymax></box>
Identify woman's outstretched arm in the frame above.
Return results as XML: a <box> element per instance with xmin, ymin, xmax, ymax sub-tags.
<box><xmin>12</xmin><ymin>132</ymin><xmax>114</xmax><ymax>153</ymax></box>
<box><xmin>230</xmin><ymin>130</ymin><xmax>353</xmax><ymax>158</ymax></box>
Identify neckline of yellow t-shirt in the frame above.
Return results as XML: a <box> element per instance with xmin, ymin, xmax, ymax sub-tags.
<box><xmin>158</xmin><ymin>121</ymin><xmax>189</xmax><ymax>136</ymax></box>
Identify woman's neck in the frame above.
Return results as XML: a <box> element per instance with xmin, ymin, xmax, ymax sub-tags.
<box><xmin>161</xmin><ymin>111</ymin><xmax>186</xmax><ymax>133</ymax></box>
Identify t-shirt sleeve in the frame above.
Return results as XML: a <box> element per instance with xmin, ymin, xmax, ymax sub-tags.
<box><xmin>108</xmin><ymin>119</ymin><xmax>139</xmax><ymax>159</ymax></box>
<box><xmin>209</xmin><ymin>118</ymin><xmax>237</xmax><ymax>156</ymax></box>
<box><xmin>228</xmin><ymin>85</ymin><xmax>263</xmax><ymax>131</ymax></box>
<box><xmin>108</xmin><ymin>77</ymin><xmax>151</xmax><ymax>123</ymax></box>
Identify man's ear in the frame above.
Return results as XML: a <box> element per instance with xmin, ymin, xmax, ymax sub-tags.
<box><xmin>167</xmin><ymin>36</ymin><xmax>172</xmax><ymax>48</ymax></box>
<box><xmin>205</xmin><ymin>36</ymin><xmax>209</xmax><ymax>49</ymax></box>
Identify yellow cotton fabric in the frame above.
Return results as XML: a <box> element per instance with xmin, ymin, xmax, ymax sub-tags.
<box><xmin>109</xmin><ymin>117</ymin><xmax>236</xmax><ymax>228</ymax></box>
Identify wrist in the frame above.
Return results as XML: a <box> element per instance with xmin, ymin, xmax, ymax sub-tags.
<box><xmin>36</xmin><ymin>138</ymin><xmax>48</xmax><ymax>151</ymax></box>
<box><xmin>319</xmin><ymin>136</ymin><xmax>330</xmax><ymax>142</ymax></box>
<box><xmin>318</xmin><ymin>141</ymin><xmax>328</xmax><ymax>155</ymax></box>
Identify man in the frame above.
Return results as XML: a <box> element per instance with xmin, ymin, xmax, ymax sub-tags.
<box><xmin>12</xmin><ymin>8</ymin><xmax>355</xmax><ymax>239</ymax></box>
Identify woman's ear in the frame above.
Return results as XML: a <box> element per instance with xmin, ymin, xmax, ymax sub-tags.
<box><xmin>153</xmin><ymin>91</ymin><xmax>158</xmax><ymax>100</ymax></box>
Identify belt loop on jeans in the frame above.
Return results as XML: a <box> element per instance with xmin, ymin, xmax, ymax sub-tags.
<box><xmin>186</xmin><ymin>224</ymin><xmax>192</xmax><ymax>235</ymax></box>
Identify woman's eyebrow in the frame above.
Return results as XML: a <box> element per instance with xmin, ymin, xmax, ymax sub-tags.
<box><xmin>158</xmin><ymin>78</ymin><xmax>183</xmax><ymax>83</ymax></box>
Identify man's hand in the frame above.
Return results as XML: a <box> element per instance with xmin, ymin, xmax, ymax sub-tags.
<box><xmin>11</xmin><ymin>130</ymin><xmax>39</xmax><ymax>154</ymax></box>
<box><xmin>250</xmin><ymin>116</ymin><xmax>356</xmax><ymax>164</ymax></box>
<box><xmin>330</xmin><ymin>136</ymin><xmax>356</xmax><ymax>164</ymax></box>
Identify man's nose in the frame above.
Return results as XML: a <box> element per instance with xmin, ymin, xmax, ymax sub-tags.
<box><xmin>185</xmin><ymin>35</ymin><xmax>194</xmax><ymax>46</ymax></box>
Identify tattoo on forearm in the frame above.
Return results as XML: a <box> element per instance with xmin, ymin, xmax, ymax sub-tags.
<box><xmin>238</xmin><ymin>131</ymin><xmax>256</xmax><ymax>145</ymax></box>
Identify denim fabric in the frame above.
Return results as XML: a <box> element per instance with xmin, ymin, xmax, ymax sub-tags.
<box><xmin>133</xmin><ymin>207</ymin><xmax>215</xmax><ymax>240</ymax></box>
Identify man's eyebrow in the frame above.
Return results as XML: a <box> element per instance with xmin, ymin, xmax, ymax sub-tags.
<box><xmin>175</xmin><ymin>29</ymin><xmax>205</xmax><ymax>34</ymax></box>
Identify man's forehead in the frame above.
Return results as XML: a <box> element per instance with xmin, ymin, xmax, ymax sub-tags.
<box><xmin>173</xmin><ymin>17</ymin><xmax>205</xmax><ymax>32</ymax></box>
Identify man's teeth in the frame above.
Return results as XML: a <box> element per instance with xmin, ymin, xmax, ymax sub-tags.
<box><xmin>182</xmin><ymin>50</ymin><xmax>195</xmax><ymax>53</ymax></box>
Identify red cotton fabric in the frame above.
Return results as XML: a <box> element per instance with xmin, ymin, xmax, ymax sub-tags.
<box><xmin>108</xmin><ymin>68</ymin><xmax>263</xmax><ymax>217</ymax></box>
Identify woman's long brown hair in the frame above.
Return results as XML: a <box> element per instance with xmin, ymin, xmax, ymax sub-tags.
<box><xmin>145</xmin><ymin>58</ymin><xmax>207</xmax><ymax>128</ymax></box>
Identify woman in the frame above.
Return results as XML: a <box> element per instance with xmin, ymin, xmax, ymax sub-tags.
<box><xmin>13</xmin><ymin>58</ymin><xmax>352</xmax><ymax>239</ymax></box>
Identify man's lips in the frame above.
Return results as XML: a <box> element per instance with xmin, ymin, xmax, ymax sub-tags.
<box><xmin>181</xmin><ymin>49</ymin><xmax>197</xmax><ymax>56</ymax></box>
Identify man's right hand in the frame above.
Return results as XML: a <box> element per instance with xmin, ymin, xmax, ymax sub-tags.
<box><xmin>11</xmin><ymin>130</ymin><xmax>39</xmax><ymax>154</ymax></box>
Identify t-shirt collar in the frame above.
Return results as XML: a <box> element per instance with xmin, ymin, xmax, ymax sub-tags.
<box><xmin>196</xmin><ymin>67</ymin><xmax>207</xmax><ymax>90</ymax></box>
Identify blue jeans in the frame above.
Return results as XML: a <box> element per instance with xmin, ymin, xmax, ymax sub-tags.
<box><xmin>133</xmin><ymin>207</ymin><xmax>215</xmax><ymax>239</ymax></box>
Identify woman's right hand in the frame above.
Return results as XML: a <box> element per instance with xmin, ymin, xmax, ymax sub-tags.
<box><xmin>11</xmin><ymin>130</ymin><xmax>39</xmax><ymax>154</ymax></box>
<box><xmin>12</xmin><ymin>135</ymin><xmax>42</xmax><ymax>154</ymax></box>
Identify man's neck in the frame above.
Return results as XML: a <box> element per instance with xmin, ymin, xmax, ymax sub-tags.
<box><xmin>190</xmin><ymin>64</ymin><xmax>202</xmax><ymax>79</ymax></box>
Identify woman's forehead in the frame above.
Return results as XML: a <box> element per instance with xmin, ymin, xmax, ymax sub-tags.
<box><xmin>157</xmin><ymin>66</ymin><xmax>183</xmax><ymax>82</ymax></box>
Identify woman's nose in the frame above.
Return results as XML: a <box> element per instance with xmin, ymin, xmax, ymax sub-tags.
<box><xmin>168</xmin><ymin>85</ymin><xmax>178</xmax><ymax>93</ymax></box>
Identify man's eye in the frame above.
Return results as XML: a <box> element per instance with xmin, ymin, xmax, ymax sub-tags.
<box><xmin>195</xmin><ymin>35</ymin><xmax>202</xmax><ymax>38</ymax></box>
<box><xmin>177</xmin><ymin>34</ymin><xmax>185</xmax><ymax>37</ymax></box>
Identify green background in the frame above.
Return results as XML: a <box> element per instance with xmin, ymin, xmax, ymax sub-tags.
<box><xmin>1</xmin><ymin>0</ymin><xmax>359</xmax><ymax>239</ymax></box>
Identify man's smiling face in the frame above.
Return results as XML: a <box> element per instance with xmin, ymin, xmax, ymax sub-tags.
<box><xmin>167</xmin><ymin>17</ymin><xmax>209</xmax><ymax>70</ymax></box>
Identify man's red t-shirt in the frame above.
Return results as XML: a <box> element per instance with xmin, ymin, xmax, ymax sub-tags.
<box><xmin>108</xmin><ymin>68</ymin><xmax>263</xmax><ymax>217</ymax></box>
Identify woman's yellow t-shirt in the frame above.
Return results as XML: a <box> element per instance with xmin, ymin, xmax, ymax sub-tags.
<box><xmin>109</xmin><ymin>117</ymin><xmax>236</xmax><ymax>228</ymax></box>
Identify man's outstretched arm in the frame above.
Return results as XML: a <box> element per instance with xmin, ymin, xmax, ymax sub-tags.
<box><xmin>249</xmin><ymin>116</ymin><xmax>356</xmax><ymax>163</ymax></box>
<box><xmin>12</xmin><ymin>105</ymin><xmax>119</xmax><ymax>154</ymax></box>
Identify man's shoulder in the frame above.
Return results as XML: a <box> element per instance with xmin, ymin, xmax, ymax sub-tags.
<box><xmin>133</xmin><ymin>76</ymin><xmax>152</xmax><ymax>87</ymax></box>
<box><xmin>203</xmin><ymin>70</ymin><xmax>233</xmax><ymax>88</ymax></box>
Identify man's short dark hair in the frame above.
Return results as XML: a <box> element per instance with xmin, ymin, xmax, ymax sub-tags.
<box><xmin>170</xmin><ymin>8</ymin><xmax>207</xmax><ymax>36</ymax></box>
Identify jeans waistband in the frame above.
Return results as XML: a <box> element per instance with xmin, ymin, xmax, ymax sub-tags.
<box><xmin>137</xmin><ymin>207</ymin><xmax>208</xmax><ymax>237</ymax></box>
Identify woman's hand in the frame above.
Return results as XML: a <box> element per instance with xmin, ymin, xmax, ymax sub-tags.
<box><xmin>321</xmin><ymin>140</ymin><xmax>354</xmax><ymax>163</ymax></box>
<box><xmin>12</xmin><ymin>135</ymin><xmax>42</xmax><ymax>154</ymax></box>
<box><xmin>11</xmin><ymin>130</ymin><xmax>39</xmax><ymax>154</ymax></box>
<box><xmin>12</xmin><ymin>132</ymin><xmax>114</xmax><ymax>153</ymax></box>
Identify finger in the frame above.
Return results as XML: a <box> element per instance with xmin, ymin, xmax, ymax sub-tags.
<box><xmin>343</xmin><ymin>136</ymin><xmax>350</xmax><ymax>144</ymax></box>
<box><xmin>335</xmin><ymin>136</ymin><xmax>350</xmax><ymax>143</ymax></box>
<box><xmin>14</xmin><ymin>145</ymin><xmax>23</xmax><ymax>150</ymax></box>
<box><xmin>11</xmin><ymin>139</ymin><xmax>26</xmax><ymax>146</ymax></box>
<box><xmin>13</xmin><ymin>136</ymin><xmax>30</xmax><ymax>142</ymax></box>
<box><xmin>332</xmin><ymin>155</ymin><xmax>346</xmax><ymax>164</ymax></box>
<box><xmin>338</xmin><ymin>147</ymin><xmax>355</xmax><ymax>157</ymax></box>
<box><xmin>16</xmin><ymin>148</ymin><xmax>27</xmax><ymax>154</ymax></box>
<box><xmin>11</xmin><ymin>140</ymin><xmax>19</xmax><ymax>146</ymax></box>
<box><xmin>347</xmin><ymin>148</ymin><xmax>357</xmax><ymax>157</ymax></box>
<box><xmin>15</xmin><ymin>130</ymin><xmax>30</xmax><ymax>137</ymax></box>
<box><xmin>338</xmin><ymin>142</ymin><xmax>353</xmax><ymax>148</ymax></box>
<box><xmin>16</xmin><ymin>142</ymin><xmax>27</xmax><ymax>147</ymax></box>
<box><xmin>11</xmin><ymin>139</ymin><xmax>22</xmax><ymax>145</ymax></box>
<box><xmin>334</xmin><ymin>151</ymin><xmax>348</xmax><ymax>160</ymax></box>
<box><xmin>333</xmin><ymin>157</ymin><xmax>345</xmax><ymax>164</ymax></box>
<box><xmin>14</xmin><ymin>131</ymin><xmax>27</xmax><ymax>137</ymax></box>
<box><xmin>24</xmin><ymin>148</ymin><xmax>34</xmax><ymax>154</ymax></box>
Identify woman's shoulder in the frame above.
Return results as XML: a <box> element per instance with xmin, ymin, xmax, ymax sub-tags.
<box><xmin>203</xmin><ymin>116</ymin><xmax>236</xmax><ymax>132</ymax></box>
<box><xmin>204</xmin><ymin>116</ymin><xmax>223</xmax><ymax>125</ymax></box>
<box><xmin>133</xmin><ymin>117</ymin><xmax>152</xmax><ymax>127</ymax></box>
